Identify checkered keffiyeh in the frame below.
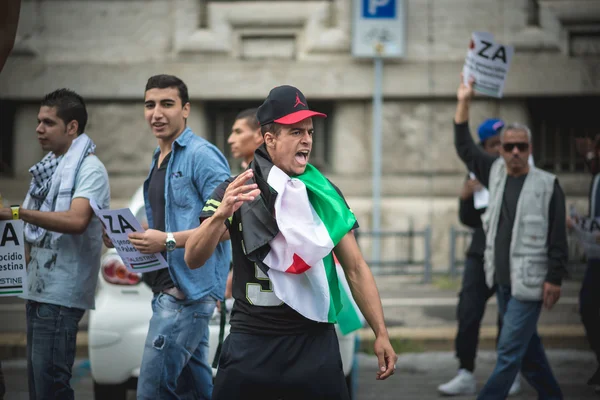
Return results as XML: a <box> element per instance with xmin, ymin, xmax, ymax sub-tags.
<box><xmin>22</xmin><ymin>133</ymin><xmax>96</xmax><ymax>245</ymax></box>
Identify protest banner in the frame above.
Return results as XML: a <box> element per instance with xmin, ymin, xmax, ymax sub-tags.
<box><xmin>0</xmin><ymin>220</ymin><xmax>27</xmax><ymax>297</ymax></box>
<box><xmin>470</xmin><ymin>172</ymin><xmax>489</xmax><ymax>210</ymax></box>
<box><xmin>571</xmin><ymin>213</ymin><xmax>600</xmax><ymax>260</ymax></box>
<box><xmin>462</xmin><ymin>31</ymin><xmax>514</xmax><ymax>98</ymax></box>
<box><xmin>90</xmin><ymin>200</ymin><xmax>168</xmax><ymax>273</ymax></box>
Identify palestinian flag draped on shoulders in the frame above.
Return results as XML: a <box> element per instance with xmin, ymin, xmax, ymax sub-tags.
<box><xmin>244</xmin><ymin>146</ymin><xmax>364</xmax><ymax>335</ymax></box>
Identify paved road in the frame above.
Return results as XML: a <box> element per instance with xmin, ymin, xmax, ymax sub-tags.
<box><xmin>2</xmin><ymin>350</ymin><xmax>597</xmax><ymax>400</ymax></box>
<box><xmin>0</xmin><ymin>277</ymin><xmax>585</xmax><ymax>334</ymax></box>
<box><xmin>0</xmin><ymin>276</ymin><xmax>588</xmax><ymax>362</ymax></box>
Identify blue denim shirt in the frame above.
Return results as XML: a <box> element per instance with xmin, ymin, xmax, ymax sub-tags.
<box><xmin>143</xmin><ymin>128</ymin><xmax>231</xmax><ymax>301</ymax></box>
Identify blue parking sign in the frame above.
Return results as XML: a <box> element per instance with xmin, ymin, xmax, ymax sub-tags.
<box><xmin>362</xmin><ymin>0</ymin><xmax>396</xmax><ymax>18</ymax></box>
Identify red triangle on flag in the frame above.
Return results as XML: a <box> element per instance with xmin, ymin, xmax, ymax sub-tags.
<box><xmin>285</xmin><ymin>253</ymin><xmax>311</xmax><ymax>274</ymax></box>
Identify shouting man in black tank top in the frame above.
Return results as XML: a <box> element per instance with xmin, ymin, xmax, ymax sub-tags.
<box><xmin>185</xmin><ymin>85</ymin><xmax>397</xmax><ymax>400</ymax></box>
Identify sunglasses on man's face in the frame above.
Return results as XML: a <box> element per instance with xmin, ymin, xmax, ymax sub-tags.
<box><xmin>503</xmin><ymin>142</ymin><xmax>529</xmax><ymax>152</ymax></box>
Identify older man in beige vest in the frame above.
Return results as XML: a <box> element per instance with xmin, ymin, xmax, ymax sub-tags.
<box><xmin>453</xmin><ymin>76</ymin><xmax>568</xmax><ymax>400</ymax></box>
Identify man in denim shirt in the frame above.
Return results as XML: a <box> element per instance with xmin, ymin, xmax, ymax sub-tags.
<box><xmin>107</xmin><ymin>75</ymin><xmax>231</xmax><ymax>399</ymax></box>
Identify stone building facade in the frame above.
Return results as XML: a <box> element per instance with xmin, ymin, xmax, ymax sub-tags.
<box><xmin>0</xmin><ymin>0</ymin><xmax>597</xmax><ymax>271</ymax></box>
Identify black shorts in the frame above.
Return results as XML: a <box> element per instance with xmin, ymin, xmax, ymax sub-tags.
<box><xmin>212</xmin><ymin>327</ymin><xmax>350</xmax><ymax>400</ymax></box>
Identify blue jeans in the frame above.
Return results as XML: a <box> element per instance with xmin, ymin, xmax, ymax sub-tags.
<box><xmin>477</xmin><ymin>285</ymin><xmax>562</xmax><ymax>400</ymax></box>
<box><xmin>26</xmin><ymin>301</ymin><xmax>85</xmax><ymax>400</ymax></box>
<box><xmin>136</xmin><ymin>293</ymin><xmax>216</xmax><ymax>400</ymax></box>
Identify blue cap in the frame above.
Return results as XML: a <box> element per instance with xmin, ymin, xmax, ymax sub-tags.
<box><xmin>477</xmin><ymin>119</ymin><xmax>504</xmax><ymax>143</ymax></box>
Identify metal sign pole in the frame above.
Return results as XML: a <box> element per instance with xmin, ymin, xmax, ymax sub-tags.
<box><xmin>352</xmin><ymin>0</ymin><xmax>404</xmax><ymax>268</ymax></box>
<box><xmin>371</xmin><ymin>47</ymin><xmax>383</xmax><ymax>267</ymax></box>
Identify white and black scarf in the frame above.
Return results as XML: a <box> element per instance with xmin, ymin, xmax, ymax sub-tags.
<box><xmin>22</xmin><ymin>134</ymin><xmax>96</xmax><ymax>245</ymax></box>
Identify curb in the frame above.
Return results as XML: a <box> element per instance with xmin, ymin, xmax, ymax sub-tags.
<box><xmin>0</xmin><ymin>325</ymin><xmax>588</xmax><ymax>359</ymax></box>
<box><xmin>357</xmin><ymin>324</ymin><xmax>586</xmax><ymax>341</ymax></box>
<box><xmin>357</xmin><ymin>324</ymin><xmax>589</xmax><ymax>352</ymax></box>
<box><xmin>0</xmin><ymin>332</ymin><xmax>89</xmax><ymax>359</ymax></box>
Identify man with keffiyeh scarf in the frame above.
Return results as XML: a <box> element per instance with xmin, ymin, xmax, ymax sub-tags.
<box><xmin>0</xmin><ymin>89</ymin><xmax>110</xmax><ymax>400</ymax></box>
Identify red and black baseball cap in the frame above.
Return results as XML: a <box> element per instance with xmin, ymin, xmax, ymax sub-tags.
<box><xmin>257</xmin><ymin>85</ymin><xmax>327</xmax><ymax>126</ymax></box>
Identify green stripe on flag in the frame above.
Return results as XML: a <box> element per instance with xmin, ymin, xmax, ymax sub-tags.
<box><xmin>336</xmin><ymin>281</ymin><xmax>363</xmax><ymax>335</ymax></box>
<box><xmin>0</xmin><ymin>290</ymin><xmax>23</xmax><ymax>295</ymax></box>
<box><xmin>132</xmin><ymin>262</ymin><xmax>161</xmax><ymax>269</ymax></box>
<box><xmin>297</xmin><ymin>164</ymin><xmax>358</xmax><ymax>326</ymax></box>
<box><xmin>298</xmin><ymin>164</ymin><xmax>356</xmax><ymax>246</ymax></box>
<box><xmin>324</xmin><ymin>253</ymin><xmax>342</xmax><ymax>323</ymax></box>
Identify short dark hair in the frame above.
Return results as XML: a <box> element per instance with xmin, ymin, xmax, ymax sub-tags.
<box><xmin>260</xmin><ymin>122</ymin><xmax>283</xmax><ymax>137</ymax></box>
<box><xmin>145</xmin><ymin>74</ymin><xmax>189</xmax><ymax>106</ymax></box>
<box><xmin>235</xmin><ymin>108</ymin><xmax>259</xmax><ymax>131</ymax></box>
<box><xmin>41</xmin><ymin>89</ymin><xmax>88</xmax><ymax>135</ymax></box>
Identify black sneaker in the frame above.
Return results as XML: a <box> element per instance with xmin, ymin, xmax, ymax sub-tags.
<box><xmin>588</xmin><ymin>366</ymin><xmax>600</xmax><ymax>386</ymax></box>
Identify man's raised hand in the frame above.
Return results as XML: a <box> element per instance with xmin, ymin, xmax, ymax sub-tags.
<box><xmin>214</xmin><ymin>169</ymin><xmax>261</xmax><ymax>220</ymax></box>
<box><xmin>457</xmin><ymin>73</ymin><xmax>475</xmax><ymax>103</ymax></box>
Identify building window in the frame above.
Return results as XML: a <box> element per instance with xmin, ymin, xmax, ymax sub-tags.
<box><xmin>527</xmin><ymin>97</ymin><xmax>599</xmax><ymax>173</ymax></box>
<box><xmin>205</xmin><ymin>101</ymin><xmax>333</xmax><ymax>174</ymax></box>
<box><xmin>199</xmin><ymin>0</ymin><xmax>333</xmax><ymax>27</ymax></box>
<box><xmin>0</xmin><ymin>100</ymin><xmax>17</xmax><ymax>176</ymax></box>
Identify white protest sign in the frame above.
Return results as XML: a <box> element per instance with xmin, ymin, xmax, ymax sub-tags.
<box><xmin>462</xmin><ymin>32</ymin><xmax>514</xmax><ymax>98</ymax></box>
<box><xmin>470</xmin><ymin>172</ymin><xmax>489</xmax><ymax>210</ymax></box>
<box><xmin>571</xmin><ymin>213</ymin><xmax>600</xmax><ymax>260</ymax></box>
<box><xmin>0</xmin><ymin>220</ymin><xmax>27</xmax><ymax>297</ymax></box>
<box><xmin>90</xmin><ymin>200</ymin><xmax>168</xmax><ymax>273</ymax></box>
<box><xmin>473</xmin><ymin>188</ymin><xmax>490</xmax><ymax>210</ymax></box>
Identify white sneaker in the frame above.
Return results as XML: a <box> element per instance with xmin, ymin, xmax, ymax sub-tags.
<box><xmin>508</xmin><ymin>372</ymin><xmax>522</xmax><ymax>396</ymax></box>
<box><xmin>438</xmin><ymin>369</ymin><xmax>477</xmax><ymax>396</ymax></box>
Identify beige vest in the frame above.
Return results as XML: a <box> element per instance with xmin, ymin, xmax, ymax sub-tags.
<box><xmin>481</xmin><ymin>158</ymin><xmax>556</xmax><ymax>301</ymax></box>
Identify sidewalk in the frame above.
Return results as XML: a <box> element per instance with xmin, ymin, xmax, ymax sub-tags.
<box><xmin>360</xmin><ymin>275</ymin><xmax>588</xmax><ymax>350</ymax></box>
<box><xmin>0</xmin><ymin>275</ymin><xmax>589</xmax><ymax>359</ymax></box>
<box><xmin>356</xmin><ymin>350</ymin><xmax>598</xmax><ymax>400</ymax></box>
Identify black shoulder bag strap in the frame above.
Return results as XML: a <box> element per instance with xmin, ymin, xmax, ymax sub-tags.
<box><xmin>212</xmin><ymin>302</ymin><xmax>227</xmax><ymax>369</ymax></box>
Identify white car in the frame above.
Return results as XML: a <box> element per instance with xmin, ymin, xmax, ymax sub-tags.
<box><xmin>88</xmin><ymin>185</ymin><xmax>358</xmax><ymax>400</ymax></box>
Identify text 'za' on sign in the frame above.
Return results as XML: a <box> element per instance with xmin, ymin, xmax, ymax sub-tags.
<box><xmin>89</xmin><ymin>199</ymin><xmax>168</xmax><ymax>273</ymax></box>
<box><xmin>462</xmin><ymin>32</ymin><xmax>514</xmax><ymax>98</ymax></box>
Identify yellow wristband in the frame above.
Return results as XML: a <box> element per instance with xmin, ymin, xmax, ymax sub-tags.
<box><xmin>10</xmin><ymin>206</ymin><xmax>19</xmax><ymax>220</ymax></box>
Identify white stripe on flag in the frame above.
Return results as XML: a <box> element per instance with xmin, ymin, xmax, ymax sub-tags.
<box><xmin>268</xmin><ymin>258</ymin><xmax>330</xmax><ymax>322</ymax></box>
<box><xmin>262</xmin><ymin>165</ymin><xmax>335</xmax><ymax>322</ymax></box>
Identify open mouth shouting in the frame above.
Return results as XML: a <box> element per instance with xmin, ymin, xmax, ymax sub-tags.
<box><xmin>295</xmin><ymin>150</ymin><xmax>310</xmax><ymax>166</ymax></box>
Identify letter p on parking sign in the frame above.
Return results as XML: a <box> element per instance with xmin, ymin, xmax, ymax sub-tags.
<box><xmin>363</xmin><ymin>0</ymin><xmax>395</xmax><ymax>18</ymax></box>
